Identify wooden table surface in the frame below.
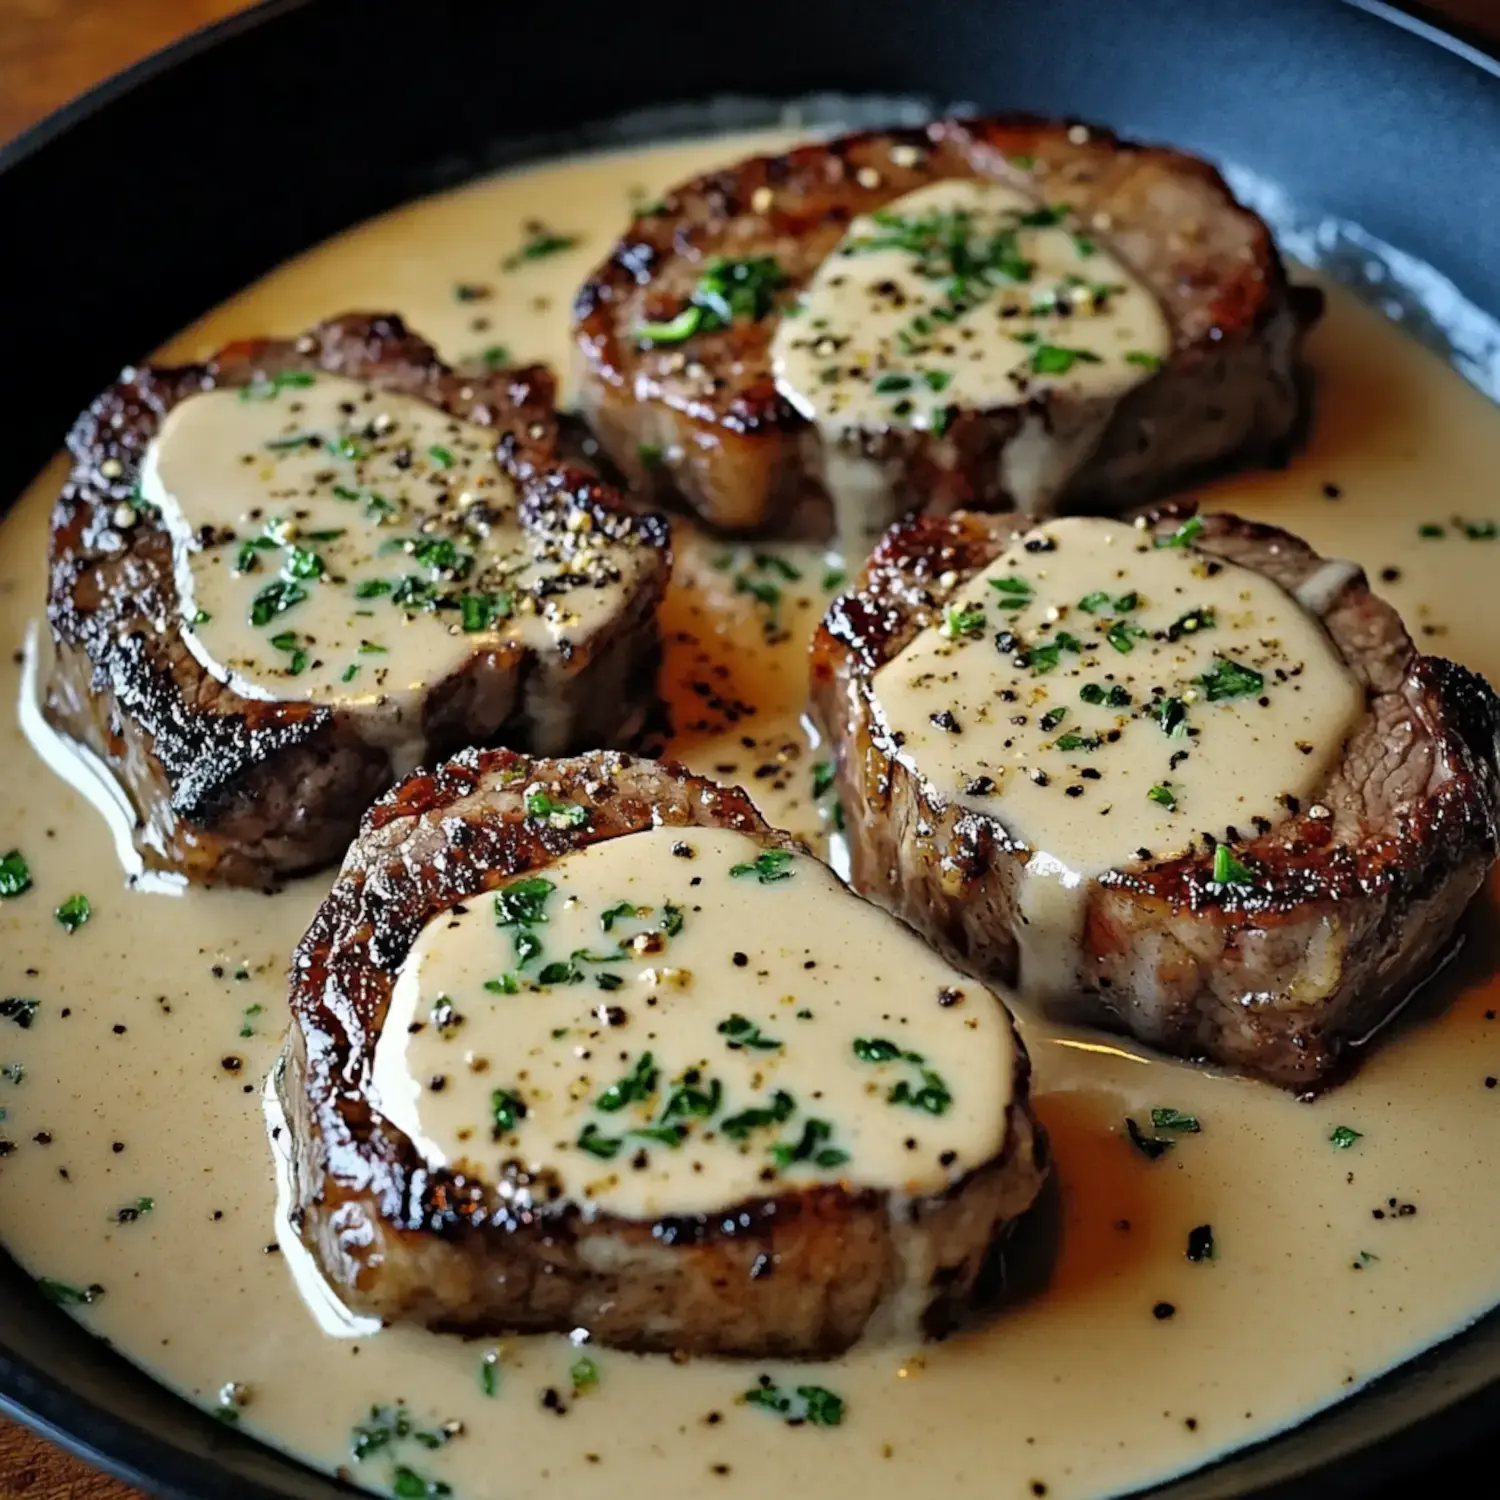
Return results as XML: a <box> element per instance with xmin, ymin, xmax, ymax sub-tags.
<box><xmin>1</xmin><ymin>0</ymin><xmax>1497</xmax><ymax>1495</ymax></box>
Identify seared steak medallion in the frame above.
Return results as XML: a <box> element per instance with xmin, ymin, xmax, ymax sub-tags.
<box><xmin>281</xmin><ymin>749</ymin><xmax>1046</xmax><ymax>1355</ymax></box>
<box><xmin>811</xmin><ymin>507</ymin><xmax>1500</xmax><ymax>1088</ymax></box>
<box><xmin>575</xmin><ymin>116</ymin><xmax>1320</xmax><ymax>541</ymax></box>
<box><xmin>45</xmin><ymin>314</ymin><xmax>671</xmax><ymax>888</ymax></box>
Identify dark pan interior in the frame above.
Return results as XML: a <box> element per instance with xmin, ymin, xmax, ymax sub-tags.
<box><xmin>1</xmin><ymin>1</ymin><xmax>1498</xmax><ymax>1495</ymax></box>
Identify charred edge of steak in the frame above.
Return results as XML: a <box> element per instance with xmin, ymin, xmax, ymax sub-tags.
<box><xmin>574</xmin><ymin>115</ymin><xmax>1322</xmax><ymax>513</ymax></box>
<box><xmin>284</xmin><ymin>748</ymin><xmax>1043</xmax><ymax>1350</ymax></box>
<box><xmin>44</xmin><ymin>313</ymin><xmax>668</xmax><ymax>885</ymax></box>
<box><xmin>812</xmin><ymin>506</ymin><xmax>1500</xmax><ymax>1085</ymax></box>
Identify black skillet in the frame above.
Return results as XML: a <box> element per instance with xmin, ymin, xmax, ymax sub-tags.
<box><xmin>1</xmin><ymin>1</ymin><xmax>1498</xmax><ymax>1495</ymax></box>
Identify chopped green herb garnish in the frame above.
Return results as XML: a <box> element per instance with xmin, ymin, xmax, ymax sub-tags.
<box><xmin>1418</xmin><ymin>523</ymin><xmax>1445</xmax><ymax>538</ymax></box>
<box><xmin>1125</xmin><ymin>1116</ymin><xmax>1173</xmax><ymax>1160</ymax></box>
<box><xmin>770</xmin><ymin>1116</ymin><xmax>850</xmax><ymax>1170</ymax></box>
<box><xmin>822</xmin><ymin>567</ymin><xmax>847</xmax><ymax>591</ymax></box>
<box><xmin>354</xmin><ymin>579</ymin><xmax>392</xmax><ymax>599</ymax></box>
<box><xmin>941</xmin><ymin>603</ymin><xmax>986</xmax><ymax>638</ymax></box>
<box><xmin>1125</xmin><ymin>350</ymin><xmax>1162</xmax><ymax>370</ymax></box>
<box><xmin>249</xmin><ymin>580</ymin><xmax>307</xmax><ymax>628</ymax></box>
<box><xmin>812</xmin><ymin>761</ymin><xmax>836</xmax><ymax>799</ymax></box>
<box><xmin>239</xmin><ymin>1003</ymin><xmax>265</xmax><ymax>1038</ymax></box>
<box><xmin>1029</xmin><ymin>343</ymin><xmax>1102</xmax><ymax>376</ymax></box>
<box><xmin>3</xmin><ymin>851</ymin><xmax>35</xmax><ymax>898</ymax></box>
<box><xmin>54</xmin><ymin>894</ymin><xmax>91</xmax><ymax>934</ymax></box>
<box><xmin>1080</xmin><ymin>682</ymin><xmax>1131</xmax><ymax>708</ymax></box>
<box><xmin>1166</xmin><ymin>607</ymin><xmax>1215</xmax><ymax>641</ymax></box>
<box><xmin>1154</xmin><ymin>696</ymin><xmax>1188</xmax><ymax>736</ymax></box>
<box><xmin>1200</xmin><ymin>657</ymin><xmax>1265</xmax><ymax>701</ymax></box>
<box><xmin>743</xmin><ymin>1380</ymin><xmax>845</xmax><ymax>1427</ymax></box>
<box><xmin>391</xmin><ymin>1467</ymin><xmax>451</xmax><ymax>1499</ymax></box>
<box><xmin>1330</xmin><ymin>1125</ymin><xmax>1363</xmax><ymax>1150</ymax></box>
<box><xmin>239</xmin><ymin>370</ymin><xmax>316</xmax><ymax>401</ymax></box>
<box><xmin>490</xmin><ymin>1088</ymin><xmax>527</xmax><ymax>1135</ymax></box>
<box><xmin>577</xmin><ymin>1122</ymin><xmax>623</xmax><ymax>1159</ymax></box>
<box><xmin>718</xmin><ymin>1014</ymin><xmax>782</xmax><ymax>1052</ymax></box>
<box><xmin>503</xmin><ymin>228</ymin><xmax>579</xmax><ymax>269</ymax></box>
<box><xmin>525</xmin><ymin>790</ymin><xmax>589</xmax><ymax>827</ymax></box>
<box><xmin>1211</xmin><ymin>844</ymin><xmax>1256</xmax><ymax>887</ymax></box>
<box><xmin>340</xmin><ymin>664</ymin><xmax>360</xmax><ymax>684</ymax></box>
<box><xmin>600</xmin><ymin>900</ymin><xmax>642</xmax><ymax>932</ymax></box>
<box><xmin>1077</xmin><ymin>590</ymin><xmax>1111</xmax><ymax>613</ymax></box>
<box><xmin>570</xmin><ymin>1356</ymin><xmax>600</xmax><ymax>1394</ymax></box>
<box><xmin>408</xmin><ymin>536</ymin><xmax>472</xmax><ymax>575</ymax></box>
<box><xmin>283</xmin><ymin>545</ymin><xmax>324</xmax><ymax>581</ymax></box>
<box><xmin>597</xmin><ymin>1053</ymin><xmax>658</xmax><ymax>1113</ymax></box>
<box><xmin>37</xmin><ymin>1278</ymin><xmax>103</xmax><ymax>1306</ymax></box>
<box><xmin>721</xmin><ymin>1089</ymin><xmax>797</xmax><ymax>1140</ymax></box>
<box><xmin>1055</xmin><ymin>732</ymin><xmax>1102</xmax><ymax>752</ymax></box>
<box><xmin>1106</xmin><ymin>620</ymin><xmax>1144</xmax><ymax>653</ymax></box>
<box><xmin>513</xmin><ymin>929</ymin><xmax>543</xmax><ymax>968</ymax></box>
<box><xmin>637</xmin><ymin>442</ymin><xmax>664</xmax><ymax>469</ymax></box>
<box><xmin>1147</xmin><ymin>783</ymin><xmax>1177</xmax><ymax>809</ymax></box>
<box><xmin>460</xmin><ymin>592</ymin><xmax>512</xmax><ymax>632</ymax></box>
<box><xmin>480</xmin><ymin>1351</ymin><xmax>501</xmax><ymax>1397</ymax></box>
<box><xmin>1040</xmin><ymin>706</ymin><xmax>1067</xmax><ymax>732</ymax></box>
<box><xmin>426</xmin><ymin>444</ymin><xmax>454</xmax><ymax>469</ymax></box>
<box><xmin>1151</xmin><ymin>1108</ymin><xmax>1201</xmax><ymax>1133</ymax></box>
<box><xmin>1155</xmin><ymin>515</ymin><xmax>1204</xmax><ymax>549</ymax></box>
<box><xmin>729</xmin><ymin>850</ymin><xmax>795</xmax><ymax>884</ymax></box>
<box><xmin>494</xmin><ymin>876</ymin><xmax>555</xmax><ymax>928</ymax></box>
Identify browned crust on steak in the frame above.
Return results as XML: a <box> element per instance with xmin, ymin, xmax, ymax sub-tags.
<box><xmin>574</xmin><ymin>115</ymin><xmax>1320</xmax><ymax>537</ymax></box>
<box><xmin>811</xmin><ymin>505</ymin><xmax>1500</xmax><ymax>1088</ymax></box>
<box><xmin>281</xmin><ymin>749</ymin><xmax>1045</xmax><ymax>1355</ymax></box>
<box><xmin>45</xmin><ymin>314</ymin><xmax>672</xmax><ymax>888</ymax></box>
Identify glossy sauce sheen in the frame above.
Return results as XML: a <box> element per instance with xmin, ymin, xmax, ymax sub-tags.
<box><xmin>773</xmin><ymin>179</ymin><xmax>1166</xmax><ymax>439</ymax></box>
<box><xmin>147</xmin><ymin>376</ymin><xmax>641</xmax><ymax>723</ymax></box>
<box><xmin>377</xmin><ymin>824</ymin><xmax>1014</xmax><ymax>1222</ymax></box>
<box><xmin>3</xmin><ymin>130</ymin><xmax>1500</xmax><ymax>1500</ymax></box>
<box><xmin>874</xmin><ymin>514</ymin><xmax>1361</xmax><ymax>862</ymax></box>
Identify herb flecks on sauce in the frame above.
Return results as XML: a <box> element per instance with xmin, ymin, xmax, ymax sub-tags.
<box><xmin>869</xmin><ymin>515</ymin><xmax>1362</xmax><ymax>908</ymax></box>
<box><xmin>771</xmin><ymin>177</ymin><xmax>1170</xmax><ymax>442</ymax></box>
<box><xmin>372</xmin><ymin>825</ymin><xmax>1013</xmax><ymax>1226</ymax></box>
<box><xmin>0</xmin><ymin>850</ymin><xmax>32</xmax><ymax>899</ymax></box>
<box><xmin>143</xmin><ymin>373</ymin><xmax>649</xmax><ymax>708</ymax></box>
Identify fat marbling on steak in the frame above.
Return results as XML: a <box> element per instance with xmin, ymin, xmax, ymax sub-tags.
<box><xmin>279</xmin><ymin>749</ymin><xmax>1046</xmax><ymax>1356</ymax></box>
<box><xmin>811</xmin><ymin>505</ymin><xmax>1500</xmax><ymax>1088</ymax></box>
<box><xmin>575</xmin><ymin>115</ymin><xmax>1321</xmax><ymax>538</ymax></box>
<box><xmin>45</xmin><ymin>314</ymin><xmax>671</xmax><ymax>888</ymax></box>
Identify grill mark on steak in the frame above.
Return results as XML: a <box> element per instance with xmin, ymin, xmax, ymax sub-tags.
<box><xmin>575</xmin><ymin>116</ymin><xmax>1321</xmax><ymax>539</ymax></box>
<box><xmin>281</xmin><ymin>749</ymin><xmax>1046</xmax><ymax>1355</ymax></box>
<box><xmin>44</xmin><ymin>313</ymin><xmax>672</xmax><ymax>888</ymax></box>
<box><xmin>811</xmin><ymin>505</ymin><xmax>1500</xmax><ymax>1088</ymax></box>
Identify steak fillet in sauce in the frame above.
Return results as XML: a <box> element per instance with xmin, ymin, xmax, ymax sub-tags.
<box><xmin>44</xmin><ymin>314</ymin><xmax>671</xmax><ymax>888</ymax></box>
<box><xmin>280</xmin><ymin>749</ymin><xmax>1046</xmax><ymax>1355</ymax></box>
<box><xmin>811</xmin><ymin>506</ymin><xmax>1500</xmax><ymax>1088</ymax></box>
<box><xmin>575</xmin><ymin>116</ymin><xmax>1321</xmax><ymax>538</ymax></box>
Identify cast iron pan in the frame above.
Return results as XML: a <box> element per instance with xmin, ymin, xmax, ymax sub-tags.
<box><xmin>1</xmin><ymin>1</ymin><xmax>1497</xmax><ymax>1495</ymax></box>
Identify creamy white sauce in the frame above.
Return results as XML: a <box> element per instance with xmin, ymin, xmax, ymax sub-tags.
<box><xmin>2</xmin><ymin>129</ymin><xmax>1500</xmax><ymax>1500</ymax></box>
<box><xmin>771</xmin><ymin>178</ymin><xmax>1170</xmax><ymax>543</ymax></box>
<box><xmin>876</xmin><ymin>514</ymin><xmax>1361</xmax><ymax>857</ymax></box>
<box><xmin>375</xmin><ymin>824</ymin><xmax>1014</xmax><ymax>1223</ymax></box>
<box><xmin>144</xmin><ymin>376</ymin><xmax>645</xmax><ymax>757</ymax></box>
<box><xmin>871</xmin><ymin>513</ymin><xmax>1362</xmax><ymax>1000</ymax></box>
